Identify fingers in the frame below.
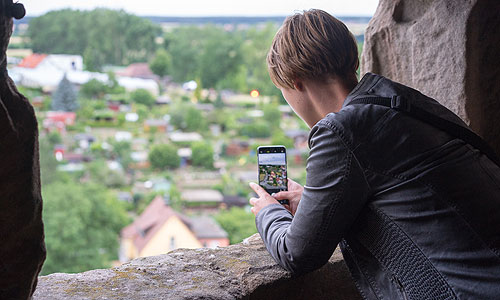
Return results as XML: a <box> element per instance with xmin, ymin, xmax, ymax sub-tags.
<box><xmin>273</xmin><ymin>191</ymin><xmax>294</xmax><ymax>200</ymax></box>
<box><xmin>250</xmin><ymin>206</ymin><xmax>257</xmax><ymax>215</ymax></box>
<box><xmin>288</xmin><ymin>178</ymin><xmax>303</xmax><ymax>190</ymax></box>
<box><xmin>249</xmin><ymin>197</ymin><xmax>258</xmax><ymax>206</ymax></box>
<box><xmin>249</xmin><ymin>182</ymin><xmax>269</xmax><ymax>198</ymax></box>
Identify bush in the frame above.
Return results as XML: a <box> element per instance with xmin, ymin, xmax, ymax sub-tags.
<box><xmin>215</xmin><ymin>207</ymin><xmax>257</xmax><ymax>244</ymax></box>
<box><xmin>79</xmin><ymin>79</ymin><xmax>108</xmax><ymax>99</ymax></box>
<box><xmin>148</xmin><ymin>144</ymin><xmax>180</xmax><ymax>169</ymax></box>
<box><xmin>131</xmin><ymin>89</ymin><xmax>156</xmax><ymax>107</ymax></box>
<box><xmin>191</xmin><ymin>141</ymin><xmax>214</xmax><ymax>169</ymax></box>
<box><xmin>270</xmin><ymin>131</ymin><xmax>294</xmax><ymax>149</ymax></box>
<box><xmin>238</xmin><ymin>121</ymin><xmax>270</xmax><ymax>138</ymax></box>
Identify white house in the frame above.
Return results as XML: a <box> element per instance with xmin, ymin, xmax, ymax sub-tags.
<box><xmin>8</xmin><ymin>54</ymin><xmax>159</xmax><ymax>95</ymax></box>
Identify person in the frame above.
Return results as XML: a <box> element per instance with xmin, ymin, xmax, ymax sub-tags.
<box><xmin>248</xmin><ymin>9</ymin><xmax>500</xmax><ymax>300</ymax></box>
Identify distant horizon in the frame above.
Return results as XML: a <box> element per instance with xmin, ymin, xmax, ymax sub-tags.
<box><xmin>21</xmin><ymin>11</ymin><xmax>374</xmax><ymax>18</ymax></box>
<box><xmin>14</xmin><ymin>14</ymin><xmax>373</xmax><ymax>25</ymax></box>
<box><xmin>20</xmin><ymin>0</ymin><xmax>378</xmax><ymax>18</ymax></box>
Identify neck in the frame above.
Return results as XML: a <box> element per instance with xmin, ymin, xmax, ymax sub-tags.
<box><xmin>302</xmin><ymin>75</ymin><xmax>357</xmax><ymax>127</ymax></box>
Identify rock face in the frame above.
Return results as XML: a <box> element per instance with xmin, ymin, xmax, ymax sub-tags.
<box><xmin>0</xmin><ymin>1</ymin><xmax>46</xmax><ymax>299</ymax></box>
<box><xmin>362</xmin><ymin>0</ymin><xmax>500</xmax><ymax>156</ymax></box>
<box><xmin>33</xmin><ymin>234</ymin><xmax>361</xmax><ymax>300</ymax></box>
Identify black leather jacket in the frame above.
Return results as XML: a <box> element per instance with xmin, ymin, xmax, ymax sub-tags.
<box><xmin>256</xmin><ymin>73</ymin><xmax>500</xmax><ymax>299</ymax></box>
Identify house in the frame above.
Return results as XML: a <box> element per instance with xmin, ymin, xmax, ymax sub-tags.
<box><xmin>115</xmin><ymin>63</ymin><xmax>157</xmax><ymax>80</ymax></box>
<box><xmin>222</xmin><ymin>195</ymin><xmax>248</xmax><ymax>208</ymax></box>
<box><xmin>120</xmin><ymin>196</ymin><xmax>228</xmax><ymax>262</ymax></box>
<box><xmin>9</xmin><ymin>54</ymin><xmax>159</xmax><ymax>95</ymax></box>
<box><xmin>144</xmin><ymin>119</ymin><xmax>168</xmax><ymax>133</ymax></box>
<box><xmin>114</xmin><ymin>131</ymin><xmax>133</xmax><ymax>142</ymax></box>
<box><xmin>181</xmin><ymin>189</ymin><xmax>224</xmax><ymax>208</ymax></box>
<box><xmin>169</xmin><ymin>131</ymin><xmax>202</xmax><ymax>143</ymax></box>
<box><xmin>156</xmin><ymin>95</ymin><xmax>171</xmax><ymax>105</ymax></box>
<box><xmin>177</xmin><ymin>148</ymin><xmax>192</xmax><ymax>167</ymax></box>
<box><xmin>74</xmin><ymin>133</ymin><xmax>95</xmax><ymax>149</ymax></box>
<box><xmin>18</xmin><ymin>53</ymin><xmax>82</xmax><ymax>71</ymax></box>
<box><xmin>45</xmin><ymin>111</ymin><xmax>76</xmax><ymax>125</ymax></box>
<box><xmin>130</xmin><ymin>151</ymin><xmax>149</xmax><ymax>169</ymax></box>
<box><xmin>43</xmin><ymin>111</ymin><xmax>76</xmax><ymax>134</ymax></box>
<box><xmin>225</xmin><ymin>140</ymin><xmax>250</xmax><ymax>156</ymax></box>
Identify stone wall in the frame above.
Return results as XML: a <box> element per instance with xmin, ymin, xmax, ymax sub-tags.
<box><xmin>33</xmin><ymin>234</ymin><xmax>361</xmax><ymax>300</ymax></box>
<box><xmin>362</xmin><ymin>0</ymin><xmax>500</xmax><ymax>156</ymax></box>
<box><xmin>0</xmin><ymin>1</ymin><xmax>46</xmax><ymax>299</ymax></box>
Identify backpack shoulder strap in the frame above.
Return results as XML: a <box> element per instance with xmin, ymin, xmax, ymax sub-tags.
<box><xmin>346</xmin><ymin>95</ymin><xmax>500</xmax><ymax>166</ymax></box>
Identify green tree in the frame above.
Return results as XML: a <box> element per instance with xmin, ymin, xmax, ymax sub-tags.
<box><xmin>39</xmin><ymin>136</ymin><xmax>60</xmax><ymax>185</ymax></box>
<box><xmin>150</xmin><ymin>48</ymin><xmax>171</xmax><ymax>79</ymax></box>
<box><xmin>51</xmin><ymin>75</ymin><xmax>79</xmax><ymax>111</ymax></box>
<box><xmin>240</xmin><ymin>23</ymin><xmax>283</xmax><ymax>98</ymax></box>
<box><xmin>263</xmin><ymin>102</ymin><xmax>282</xmax><ymax>128</ymax></box>
<box><xmin>83</xmin><ymin>47</ymin><xmax>106</xmax><ymax>72</ymax></box>
<box><xmin>28</xmin><ymin>9</ymin><xmax>161</xmax><ymax>69</ymax></box>
<box><xmin>163</xmin><ymin>26</ymin><xmax>205</xmax><ymax>83</ymax></box>
<box><xmin>185</xmin><ymin>106</ymin><xmax>207</xmax><ymax>132</ymax></box>
<box><xmin>110</xmin><ymin>140</ymin><xmax>133</xmax><ymax>168</ymax></box>
<box><xmin>148</xmin><ymin>144</ymin><xmax>180</xmax><ymax>169</ymax></box>
<box><xmin>79</xmin><ymin>79</ymin><xmax>108</xmax><ymax>99</ymax></box>
<box><xmin>130</xmin><ymin>89</ymin><xmax>155</xmax><ymax>107</ymax></box>
<box><xmin>41</xmin><ymin>181</ymin><xmax>129</xmax><ymax>275</ymax></box>
<box><xmin>215</xmin><ymin>207</ymin><xmax>257</xmax><ymax>244</ymax></box>
<box><xmin>191</xmin><ymin>141</ymin><xmax>214</xmax><ymax>169</ymax></box>
<box><xmin>271</xmin><ymin>131</ymin><xmax>294</xmax><ymax>149</ymax></box>
<box><xmin>163</xmin><ymin>25</ymin><xmax>242</xmax><ymax>89</ymax></box>
<box><xmin>239</xmin><ymin>121</ymin><xmax>270</xmax><ymax>138</ymax></box>
<box><xmin>86</xmin><ymin>160</ymin><xmax>127</xmax><ymax>188</ymax></box>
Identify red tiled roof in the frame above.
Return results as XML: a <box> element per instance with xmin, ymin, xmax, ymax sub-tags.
<box><xmin>18</xmin><ymin>53</ymin><xmax>48</xmax><ymax>68</ymax></box>
<box><xmin>116</xmin><ymin>63</ymin><xmax>155</xmax><ymax>78</ymax></box>
<box><xmin>121</xmin><ymin>196</ymin><xmax>181</xmax><ymax>253</ymax></box>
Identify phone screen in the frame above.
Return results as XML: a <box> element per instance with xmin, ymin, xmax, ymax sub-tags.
<box><xmin>258</xmin><ymin>146</ymin><xmax>287</xmax><ymax>197</ymax></box>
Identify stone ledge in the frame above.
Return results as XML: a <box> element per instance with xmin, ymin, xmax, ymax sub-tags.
<box><xmin>33</xmin><ymin>234</ymin><xmax>361</xmax><ymax>300</ymax></box>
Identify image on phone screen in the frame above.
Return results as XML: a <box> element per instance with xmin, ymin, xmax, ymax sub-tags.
<box><xmin>257</xmin><ymin>146</ymin><xmax>287</xmax><ymax>195</ymax></box>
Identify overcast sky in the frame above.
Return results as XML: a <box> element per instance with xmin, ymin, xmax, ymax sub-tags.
<box><xmin>20</xmin><ymin>0</ymin><xmax>379</xmax><ymax>17</ymax></box>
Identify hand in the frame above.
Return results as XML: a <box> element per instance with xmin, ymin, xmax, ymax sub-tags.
<box><xmin>273</xmin><ymin>178</ymin><xmax>303</xmax><ymax>216</ymax></box>
<box><xmin>249</xmin><ymin>182</ymin><xmax>279</xmax><ymax>216</ymax></box>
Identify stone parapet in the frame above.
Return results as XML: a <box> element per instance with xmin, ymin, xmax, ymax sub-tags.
<box><xmin>33</xmin><ymin>234</ymin><xmax>361</xmax><ymax>300</ymax></box>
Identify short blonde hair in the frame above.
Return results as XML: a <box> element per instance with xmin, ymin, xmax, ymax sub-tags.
<box><xmin>267</xmin><ymin>9</ymin><xmax>359</xmax><ymax>89</ymax></box>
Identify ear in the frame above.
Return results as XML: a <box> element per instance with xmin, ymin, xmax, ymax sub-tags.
<box><xmin>293</xmin><ymin>80</ymin><xmax>304</xmax><ymax>92</ymax></box>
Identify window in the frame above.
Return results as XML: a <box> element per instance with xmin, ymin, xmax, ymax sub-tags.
<box><xmin>169</xmin><ymin>237</ymin><xmax>176</xmax><ymax>250</ymax></box>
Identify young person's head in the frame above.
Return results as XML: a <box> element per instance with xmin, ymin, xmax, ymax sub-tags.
<box><xmin>267</xmin><ymin>9</ymin><xmax>359</xmax><ymax>91</ymax></box>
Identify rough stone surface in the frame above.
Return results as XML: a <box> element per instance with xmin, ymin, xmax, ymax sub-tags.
<box><xmin>33</xmin><ymin>234</ymin><xmax>361</xmax><ymax>300</ymax></box>
<box><xmin>362</xmin><ymin>0</ymin><xmax>500</xmax><ymax>156</ymax></box>
<box><xmin>0</xmin><ymin>1</ymin><xmax>46</xmax><ymax>299</ymax></box>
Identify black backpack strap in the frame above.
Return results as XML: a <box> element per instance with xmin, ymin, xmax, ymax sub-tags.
<box><xmin>347</xmin><ymin>95</ymin><xmax>500</xmax><ymax>166</ymax></box>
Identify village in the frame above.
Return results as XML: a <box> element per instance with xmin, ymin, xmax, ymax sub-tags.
<box><xmin>5</xmin><ymin>8</ymin><xmax>368</xmax><ymax>275</ymax></box>
<box><xmin>7</xmin><ymin>51</ymin><xmax>310</xmax><ymax>270</ymax></box>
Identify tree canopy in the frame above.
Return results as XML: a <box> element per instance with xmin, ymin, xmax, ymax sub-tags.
<box><xmin>41</xmin><ymin>181</ymin><xmax>129</xmax><ymax>275</ymax></box>
<box><xmin>148</xmin><ymin>144</ymin><xmax>180</xmax><ymax>170</ymax></box>
<box><xmin>130</xmin><ymin>89</ymin><xmax>156</xmax><ymax>107</ymax></box>
<box><xmin>51</xmin><ymin>75</ymin><xmax>79</xmax><ymax>111</ymax></box>
<box><xmin>191</xmin><ymin>141</ymin><xmax>214</xmax><ymax>169</ymax></box>
<box><xmin>149</xmin><ymin>48</ymin><xmax>171</xmax><ymax>78</ymax></box>
<box><xmin>215</xmin><ymin>207</ymin><xmax>257</xmax><ymax>244</ymax></box>
<box><xmin>28</xmin><ymin>9</ymin><xmax>161</xmax><ymax>70</ymax></box>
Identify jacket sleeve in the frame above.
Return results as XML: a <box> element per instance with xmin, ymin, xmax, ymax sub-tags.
<box><xmin>256</xmin><ymin>121</ymin><xmax>370</xmax><ymax>274</ymax></box>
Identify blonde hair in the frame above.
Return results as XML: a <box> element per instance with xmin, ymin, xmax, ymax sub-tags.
<box><xmin>267</xmin><ymin>9</ymin><xmax>359</xmax><ymax>89</ymax></box>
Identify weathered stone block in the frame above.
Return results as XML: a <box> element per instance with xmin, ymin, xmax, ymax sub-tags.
<box><xmin>33</xmin><ymin>234</ymin><xmax>361</xmax><ymax>300</ymax></box>
<box><xmin>0</xmin><ymin>1</ymin><xmax>46</xmax><ymax>299</ymax></box>
<box><xmin>362</xmin><ymin>0</ymin><xmax>500</xmax><ymax>156</ymax></box>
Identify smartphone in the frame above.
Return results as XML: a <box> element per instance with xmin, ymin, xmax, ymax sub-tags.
<box><xmin>257</xmin><ymin>145</ymin><xmax>288</xmax><ymax>205</ymax></box>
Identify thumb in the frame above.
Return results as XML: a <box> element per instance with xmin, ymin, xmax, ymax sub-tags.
<box><xmin>273</xmin><ymin>191</ymin><xmax>294</xmax><ymax>200</ymax></box>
